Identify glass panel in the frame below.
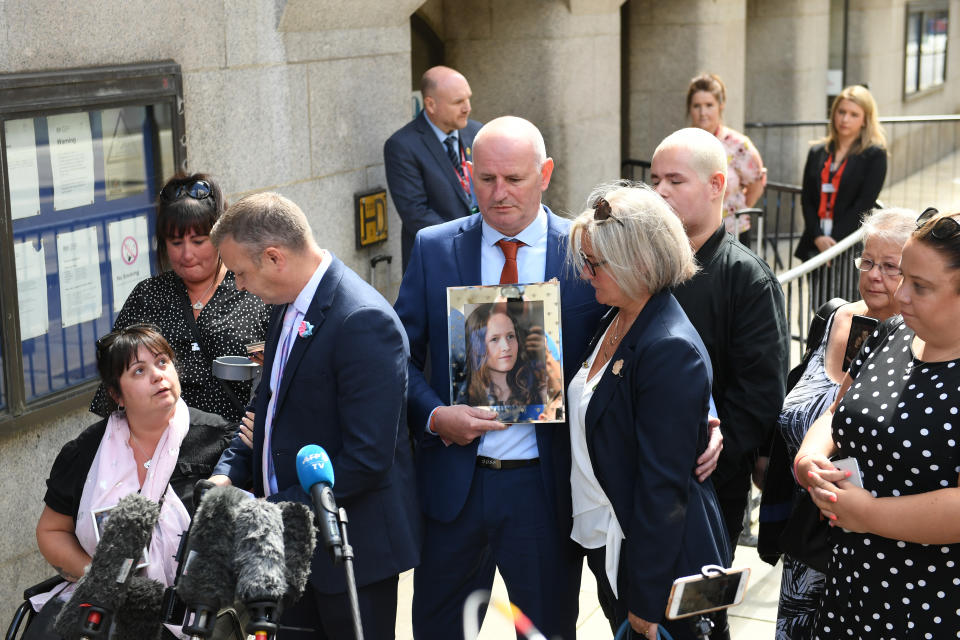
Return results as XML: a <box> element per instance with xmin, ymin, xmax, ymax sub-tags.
<box><xmin>906</xmin><ymin>11</ymin><xmax>922</xmax><ymax>93</ymax></box>
<box><xmin>6</xmin><ymin>103</ymin><xmax>173</xmax><ymax>402</ymax></box>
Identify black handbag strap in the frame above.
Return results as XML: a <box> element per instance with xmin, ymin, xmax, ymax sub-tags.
<box><xmin>178</xmin><ymin>289</ymin><xmax>246</xmax><ymax>417</ymax></box>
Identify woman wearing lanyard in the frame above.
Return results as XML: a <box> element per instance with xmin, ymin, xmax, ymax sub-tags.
<box><xmin>795</xmin><ymin>85</ymin><xmax>887</xmax><ymax>261</ymax></box>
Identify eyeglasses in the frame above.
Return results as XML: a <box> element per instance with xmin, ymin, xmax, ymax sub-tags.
<box><xmin>917</xmin><ymin>206</ymin><xmax>960</xmax><ymax>240</ymax></box>
<box><xmin>579</xmin><ymin>250</ymin><xmax>608</xmax><ymax>277</ymax></box>
<box><xmin>854</xmin><ymin>256</ymin><xmax>901</xmax><ymax>277</ymax></box>
<box><xmin>593</xmin><ymin>197</ymin><xmax>624</xmax><ymax>226</ymax></box>
<box><xmin>160</xmin><ymin>179</ymin><xmax>211</xmax><ymax>202</ymax></box>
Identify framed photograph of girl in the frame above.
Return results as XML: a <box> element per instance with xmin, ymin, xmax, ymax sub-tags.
<box><xmin>447</xmin><ymin>281</ymin><xmax>564</xmax><ymax>423</ymax></box>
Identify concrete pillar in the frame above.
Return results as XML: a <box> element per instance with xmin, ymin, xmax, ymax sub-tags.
<box><xmin>440</xmin><ymin>0</ymin><xmax>625</xmax><ymax>214</ymax></box>
<box><xmin>623</xmin><ymin>0</ymin><xmax>747</xmax><ymax>162</ymax></box>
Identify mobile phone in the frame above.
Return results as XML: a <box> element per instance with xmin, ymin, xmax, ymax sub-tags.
<box><xmin>843</xmin><ymin>315</ymin><xmax>879</xmax><ymax>372</ymax></box>
<box><xmin>665</xmin><ymin>567</ymin><xmax>750</xmax><ymax>619</ymax></box>
<box><xmin>831</xmin><ymin>456</ymin><xmax>864</xmax><ymax>488</ymax></box>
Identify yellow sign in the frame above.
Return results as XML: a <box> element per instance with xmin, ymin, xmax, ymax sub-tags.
<box><xmin>355</xmin><ymin>189</ymin><xmax>388</xmax><ymax>248</ymax></box>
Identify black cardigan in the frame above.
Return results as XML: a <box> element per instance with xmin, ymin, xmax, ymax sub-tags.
<box><xmin>795</xmin><ymin>143</ymin><xmax>887</xmax><ymax>261</ymax></box>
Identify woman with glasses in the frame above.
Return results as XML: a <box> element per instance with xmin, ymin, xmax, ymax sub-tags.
<box><xmin>774</xmin><ymin>208</ymin><xmax>915</xmax><ymax>639</ymax></box>
<box><xmin>795</xmin><ymin>208</ymin><xmax>960</xmax><ymax>639</ymax></box>
<box><xmin>567</xmin><ymin>183</ymin><xmax>730</xmax><ymax>640</ymax></box>
<box><xmin>30</xmin><ymin>325</ymin><xmax>235</xmax><ymax>638</ymax></box>
<box><xmin>795</xmin><ymin>85</ymin><xmax>887</xmax><ymax>261</ymax></box>
<box><xmin>90</xmin><ymin>173</ymin><xmax>270</xmax><ymax>422</ymax></box>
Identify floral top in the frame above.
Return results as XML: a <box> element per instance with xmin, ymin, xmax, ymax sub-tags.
<box><xmin>717</xmin><ymin>125</ymin><xmax>765</xmax><ymax>232</ymax></box>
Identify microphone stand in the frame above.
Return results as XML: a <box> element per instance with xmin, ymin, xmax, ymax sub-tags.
<box><xmin>336</xmin><ymin>508</ymin><xmax>364</xmax><ymax>640</ymax></box>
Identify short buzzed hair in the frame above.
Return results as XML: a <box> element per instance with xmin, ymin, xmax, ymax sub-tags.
<box><xmin>210</xmin><ymin>192</ymin><xmax>312</xmax><ymax>262</ymax></box>
<box><xmin>654</xmin><ymin>127</ymin><xmax>727</xmax><ymax>183</ymax></box>
<box><xmin>473</xmin><ymin>116</ymin><xmax>548</xmax><ymax>168</ymax></box>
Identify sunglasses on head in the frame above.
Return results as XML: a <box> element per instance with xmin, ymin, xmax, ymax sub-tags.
<box><xmin>161</xmin><ymin>179</ymin><xmax>211</xmax><ymax>202</ymax></box>
<box><xmin>917</xmin><ymin>206</ymin><xmax>960</xmax><ymax>241</ymax></box>
<box><xmin>592</xmin><ymin>197</ymin><xmax>624</xmax><ymax>226</ymax></box>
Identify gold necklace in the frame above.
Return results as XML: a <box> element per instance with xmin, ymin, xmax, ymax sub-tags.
<box><xmin>128</xmin><ymin>432</ymin><xmax>154</xmax><ymax>470</ymax></box>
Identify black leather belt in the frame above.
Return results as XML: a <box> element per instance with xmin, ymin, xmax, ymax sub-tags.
<box><xmin>476</xmin><ymin>455</ymin><xmax>540</xmax><ymax>470</ymax></box>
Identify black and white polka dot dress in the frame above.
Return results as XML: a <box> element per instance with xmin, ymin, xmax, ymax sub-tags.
<box><xmin>89</xmin><ymin>270</ymin><xmax>271</xmax><ymax>422</ymax></box>
<box><xmin>814</xmin><ymin>317</ymin><xmax>960</xmax><ymax>639</ymax></box>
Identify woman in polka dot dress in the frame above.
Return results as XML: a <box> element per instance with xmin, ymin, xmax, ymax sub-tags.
<box><xmin>90</xmin><ymin>174</ymin><xmax>270</xmax><ymax>422</ymax></box>
<box><xmin>795</xmin><ymin>208</ymin><xmax>960</xmax><ymax>639</ymax></box>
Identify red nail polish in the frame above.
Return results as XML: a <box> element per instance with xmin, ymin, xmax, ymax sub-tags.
<box><xmin>830</xmin><ymin>495</ymin><xmax>837</xmax><ymax>503</ymax></box>
<box><xmin>845</xmin><ymin>470</ymin><xmax>852</xmax><ymax>477</ymax></box>
<box><xmin>830</xmin><ymin>514</ymin><xmax>837</xmax><ymax>520</ymax></box>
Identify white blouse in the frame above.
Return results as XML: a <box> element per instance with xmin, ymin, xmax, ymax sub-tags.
<box><xmin>568</xmin><ymin>322</ymin><xmax>625</xmax><ymax>597</ymax></box>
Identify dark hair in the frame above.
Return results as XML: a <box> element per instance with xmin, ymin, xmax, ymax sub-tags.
<box><xmin>686</xmin><ymin>73</ymin><xmax>726</xmax><ymax>113</ymax></box>
<box><xmin>463</xmin><ymin>302</ymin><xmax>544</xmax><ymax>406</ymax></box>
<box><xmin>155</xmin><ymin>172</ymin><xmax>225</xmax><ymax>271</ymax></box>
<box><xmin>96</xmin><ymin>324</ymin><xmax>176</xmax><ymax>412</ymax></box>
<box><xmin>913</xmin><ymin>212</ymin><xmax>960</xmax><ymax>291</ymax></box>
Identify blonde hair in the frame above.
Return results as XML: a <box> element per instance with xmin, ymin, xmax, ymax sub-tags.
<box><xmin>653</xmin><ymin>127</ymin><xmax>727</xmax><ymax>183</ymax></box>
<box><xmin>568</xmin><ymin>182</ymin><xmax>697</xmax><ymax>298</ymax></box>
<box><xmin>823</xmin><ymin>85</ymin><xmax>887</xmax><ymax>154</ymax></box>
<box><xmin>686</xmin><ymin>73</ymin><xmax>726</xmax><ymax>113</ymax></box>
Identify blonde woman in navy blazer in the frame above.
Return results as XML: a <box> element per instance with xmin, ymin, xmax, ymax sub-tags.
<box><xmin>567</xmin><ymin>183</ymin><xmax>731</xmax><ymax>640</ymax></box>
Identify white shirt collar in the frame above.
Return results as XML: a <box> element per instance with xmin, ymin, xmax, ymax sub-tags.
<box><xmin>290</xmin><ymin>250</ymin><xmax>332</xmax><ymax>316</ymax></box>
<box><xmin>480</xmin><ymin>205</ymin><xmax>548</xmax><ymax>248</ymax></box>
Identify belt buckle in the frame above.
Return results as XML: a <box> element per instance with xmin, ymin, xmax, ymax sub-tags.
<box><xmin>479</xmin><ymin>456</ymin><xmax>501</xmax><ymax>470</ymax></box>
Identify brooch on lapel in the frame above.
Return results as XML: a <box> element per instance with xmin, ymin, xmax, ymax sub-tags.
<box><xmin>611</xmin><ymin>359</ymin><xmax>624</xmax><ymax>377</ymax></box>
<box><xmin>298</xmin><ymin>321</ymin><xmax>314</xmax><ymax>338</ymax></box>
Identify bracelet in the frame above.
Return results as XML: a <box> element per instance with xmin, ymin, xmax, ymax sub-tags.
<box><xmin>793</xmin><ymin>453</ymin><xmax>812</xmax><ymax>487</ymax></box>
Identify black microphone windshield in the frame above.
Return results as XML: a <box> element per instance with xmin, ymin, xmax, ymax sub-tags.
<box><xmin>55</xmin><ymin>494</ymin><xmax>160</xmax><ymax>640</ymax></box>
<box><xmin>113</xmin><ymin>576</ymin><xmax>165</xmax><ymax>640</ymax></box>
<box><xmin>233</xmin><ymin>499</ymin><xmax>287</xmax><ymax>604</ymax></box>
<box><xmin>278</xmin><ymin>501</ymin><xmax>317</xmax><ymax>608</ymax></box>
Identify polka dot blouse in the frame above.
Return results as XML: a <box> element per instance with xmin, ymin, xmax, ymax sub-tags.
<box><xmin>89</xmin><ymin>270</ymin><xmax>271</xmax><ymax>422</ymax></box>
<box><xmin>814</xmin><ymin>317</ymin><xmax>960</xmax><ymax>639</ymax></box>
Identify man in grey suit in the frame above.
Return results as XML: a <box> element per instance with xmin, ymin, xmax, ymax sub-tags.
<box><xmin>384</xmin><ymin>65</ymin><xmax>482</xmax><ymax>269</ymax></box>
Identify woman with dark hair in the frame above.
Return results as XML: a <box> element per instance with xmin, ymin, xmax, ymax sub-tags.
<box><xmin>795</xmin><ymin>85</ymin><xmax>888</xmax><ymax>261</ymax></box>
<box><xmin>30</xmin><ymin>325</ymin><xmax>235</xmax><ymax>637</ymax></box>
<box><xmin>796</xmin><ymin>208</ymin><xmax>960</xmax><ymax>638</ymax></box>
<box><xmin>460</xmin><ymin>302</ymin><xmax>548</xmax><ymax>422</ymax></box>
<box><xmin>90</xmin><ymin>173</ymin><xmax>270</xmax><ymax>422</ymax></box>
<box><xmin>687</xmin><ymin>72</ymin><xmax>766</xmax><ymax>235</ymax></box>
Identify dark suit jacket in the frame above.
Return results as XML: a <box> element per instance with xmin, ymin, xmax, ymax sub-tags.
<box><xmin>582</xmin><ymin>292</ymin><xmax>731</xmax><ymax>622</ymax></box>
<box><xmin>796</xmin><ymin>143</ymin><xmax>887</xmax><ymax>260</ymax></box>
<box><xmin>393</xmin><ymin>209</ymin><xmax>605</xmax><ymax>526</ymax></box>
<box><xmin>213</xmin><ymin>256</ymin><xmax>420</xmax><ymax>594</ymax></box>
<box><xmin>384</xmin><ymin>111</ymin><xmax>483</xmax><ymax>267</ymax></box>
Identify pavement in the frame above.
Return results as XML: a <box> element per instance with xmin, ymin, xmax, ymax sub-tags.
<box><xmin>394</xmin><ymin>515</ymin><xmax>781</xmax><ymax>639</ymax></box>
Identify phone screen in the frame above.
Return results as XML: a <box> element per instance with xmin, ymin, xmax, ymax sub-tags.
<box><xmin>843</xmin><ymin>315</ymin><xmax>879</xmax><ymax>372</ymax></box>
<box><xmin>674</xmin><ymin>572</ymin><xmax>746</xmax><ymax>617</ymax></box>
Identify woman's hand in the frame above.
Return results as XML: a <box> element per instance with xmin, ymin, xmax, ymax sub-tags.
<box><xmin>814</xmin><ymin>235</ymin><xmax>837</xmax><ymax>253</ymax></box>
<box><xmin>628</xmin><ymin>611</ymin><xmax>658</xmax><ymax>638</ymax></box>
<box><xmin>798</xmin><ymin>454</ymin><xmax>851</xmax><ymax>519</ymax></box>
<box><xmin>814</xmin><ymin>483</ymin><xmax>875</xmax><ymax>533</ymax></box>
<box><xmin>239</xmin><ymin>411</ymin><xmax>255</xmax><ymax>449</ymax></box>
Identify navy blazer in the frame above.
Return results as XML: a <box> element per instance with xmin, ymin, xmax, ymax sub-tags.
<box><xmin>393</xmin><ymin>209</ymin><xmax>605</xmax><ymax>526</ymax></box>
<box><xmin>796</xmin><ymin>143</ymin><xmax>887</xmax><ymax>260</ymax></box>
<box><xmin>384</xmin><ymin>111</ymin><xmax>483</xmax><ymax>267</ymax></box>
<box><xmin>582</xmin><ymin>292</ymin><xmax>731</xmax><ymax>622</ymax></box>
<box><xmin>213</xmin><ymin>256</ymin><xmax>420</xmax><ymax>594</ymax></box>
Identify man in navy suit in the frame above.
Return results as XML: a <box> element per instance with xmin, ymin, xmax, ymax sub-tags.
<box><xmin>384</xmin><ymin>65</ymin><xmax>482</xmax><ymax>270</ymax></box>
<box><xmin>208</xmin><ymin>192</ymin><xmax>420</xmax><ymax>640</ymax></box>
<box><xmin>393</xmin><ymin>116</ymin><xmax>605</xmax><ymax>640</ymax></box>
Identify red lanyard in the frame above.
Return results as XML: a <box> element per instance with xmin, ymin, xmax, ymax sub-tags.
<box><xmin>455</xmin><ymin>142</ymin><xmax>471</xmax><ymax>195</ymax></box>
<box><xmin>817</xmin><ymin>153</ymin><xmax>848</xmax><ymax>220</ymax></box>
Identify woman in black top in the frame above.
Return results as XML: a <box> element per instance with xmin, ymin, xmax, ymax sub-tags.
<box><xmin>90</xmin><ymin>174</ymin><xmax>270</xmax><ymax>421</ymax></box>
<box><xmin>795</xmin><ymin>85</ymin><xmax>887</xmax><ymax>261</ymax></box>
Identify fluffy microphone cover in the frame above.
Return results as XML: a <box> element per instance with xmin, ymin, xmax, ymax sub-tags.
<box><xmin>55</xmin><ymin>494</ymin><xmax>160</xmax><ymax>640</ymax></box>
<box><xmin>279</xmin><ymin>501</ymin><xmax>317</xmax><ymax>607</ymax></box>
<box><xmin>233</xmin><ymin>499</ymin><xmax>287</xmax><ymax>604</ymax></box>
<box><xmin>112</xmin><ymin>576</ymin><xmax>164</xmax><ymax>640</ymax></box>
<box><xmin>177</xmin><ymin>485</ymin><xmax>246</xmax><ymax>611</ymax></box>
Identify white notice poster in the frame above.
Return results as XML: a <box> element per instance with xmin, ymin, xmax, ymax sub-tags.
<box><xmin>13</xmin><ymin>241</ymin><xmax>49</xmax><ymax>340</ymax></box>
<box><xmin>5</xmin><ymin>118</ymin><xmax>41</xmax><ymax>220</ymax></box>
<box><xmin>48</xmin><ymin>112</ymin><xmax>95</xmax><ymax>211</ymax></box>
<box><xmin>57</xmin><ymin>226</ymin><xmax>102</xmax><ymax>327</ymax></box>
<box><xmin>107</xmin><ymin>216</ymin><xmax>150</xmax><ymax>312</ymax></box>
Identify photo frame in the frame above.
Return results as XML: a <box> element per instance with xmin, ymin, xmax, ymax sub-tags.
<box><xmin>91</xmin><ymin>505</ymin><xmax>150</xmax><ymax>569</ymax></box>
<box><xmin>447</xmin><ymin>281</ymin><xmax>564</xmax><ymax>423</ymax></box>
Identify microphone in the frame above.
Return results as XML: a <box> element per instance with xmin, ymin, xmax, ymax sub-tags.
<box><xmin>233</xmin><ymin>499</ymin><xmax>286</xmax><ymax>640</ymax></box>
<box><xmin>55</xmin><ymin>494</ymin><xmax>160</xmax><ymax>640</ymax></box>
<box><xmin>278</xmin><ymin>501</ymin><xmax>317</xmax><ymax>608</ymax></box>
<box><xmin>113</xmin><ymin>576</ymin><xmax>165</xmax><ymax>640</ymax></box>
<box><xmin>177</xmin><ymin>485</ymin><xmax>247</xmax><ymax>639</ymax></box>
<box><xmin>296</xmin><ymin>444</ymin><xmax>343</xmax><ymax>563</ymax></box>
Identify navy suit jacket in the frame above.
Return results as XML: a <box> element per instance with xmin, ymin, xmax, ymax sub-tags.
<box><xmin>213</xmin><ymin>256</ymin><xmax>420</xmax><ymax>593</ymax></box>
<box><xmin>384</xmin><ymin>111</ymin><xmax>483</xmax><ymax>267</ymax></box>
<box><xmin>582</xmin><ymin>292</ymin><xmax>731</xmax><ymax>621</ymax></box>
<box><xmin>393</xmin><ymin>209</ymin><xmax>605</xmax><ymax>526</ymax></box>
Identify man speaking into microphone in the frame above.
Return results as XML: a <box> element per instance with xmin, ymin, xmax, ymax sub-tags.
<box><xmin>208</xmin><ymin>192</ymin><xmax>420</xmax><ymax>639</ymax></box>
